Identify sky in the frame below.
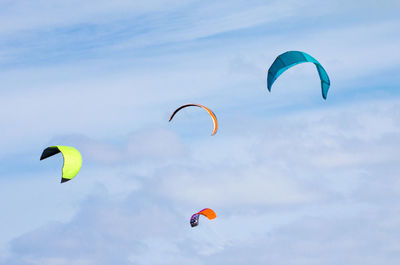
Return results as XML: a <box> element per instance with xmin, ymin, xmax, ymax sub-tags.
<box><xmin>0</xmin><ymin>0</ymin><xmax>399</xmax><ymax>264</ymax></box>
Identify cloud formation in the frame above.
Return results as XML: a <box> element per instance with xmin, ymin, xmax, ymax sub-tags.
<box><xmin>2</xmin><ymin>97</ymin><xmax>400</xmax><ymax>264</ymax></box>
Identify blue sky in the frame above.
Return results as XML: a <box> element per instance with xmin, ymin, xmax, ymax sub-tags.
<box><xmin>0</xmin><ymin>1</ymin><xmax>399</xmax><ymax>264</ymax></box>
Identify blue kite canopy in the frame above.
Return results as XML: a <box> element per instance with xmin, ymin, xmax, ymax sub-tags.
<box><xmin>267</xmin><ymin>51</ymin><xmax>331</xmax><ymax>100</ymax></box>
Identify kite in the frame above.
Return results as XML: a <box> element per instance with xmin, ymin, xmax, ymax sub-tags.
<box><xmin>190</xmin><ymin>208</ymin><xmax>217</xmax><ymax>227</ymax></box>
<box><xmin>267</xmin><ymin>51</ymin><xmax>331</xmax><ymax>99</ymax></box>
<box><xmin>40</xmin><ymin>146</ymin><xmax>82</xmax><ymax>183</ymax></box>
<box><xmin>169</xmin><ymin>104</ymin><xmax>218</xmax><ymax>135</ymax></box>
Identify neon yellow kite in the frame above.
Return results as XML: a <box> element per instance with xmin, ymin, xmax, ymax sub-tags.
<box><xmin>40</xmin><ymin>146</ymin><xmax>82</xmax><ymax>183</ymax></box>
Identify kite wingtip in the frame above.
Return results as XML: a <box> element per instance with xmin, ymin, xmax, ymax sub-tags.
<box><xmin>267</xmin><ymin>84</ymin><xmax>272</xmax><ymax>93</ymax></box>
<box><xmin>61</xmin><ymin>178</ymin><xmax>70</xmax><ymax>184</ymax></box>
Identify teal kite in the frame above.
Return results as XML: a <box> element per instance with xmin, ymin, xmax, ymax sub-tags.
<box><xmin>267</xmin><ymin>51</ymin><xmax>330</xmax><ymax>99</ymax></box>
<box><xmin>40</xmin><ymin>146</ymin><xmax>82</xmax><ymax>183</ymax></box>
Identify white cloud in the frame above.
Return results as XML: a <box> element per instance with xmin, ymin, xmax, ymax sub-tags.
<box><xmin>2</xmin><ymin>96</ymin><xmax>400</xmax><ymax>263</ymax></box>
